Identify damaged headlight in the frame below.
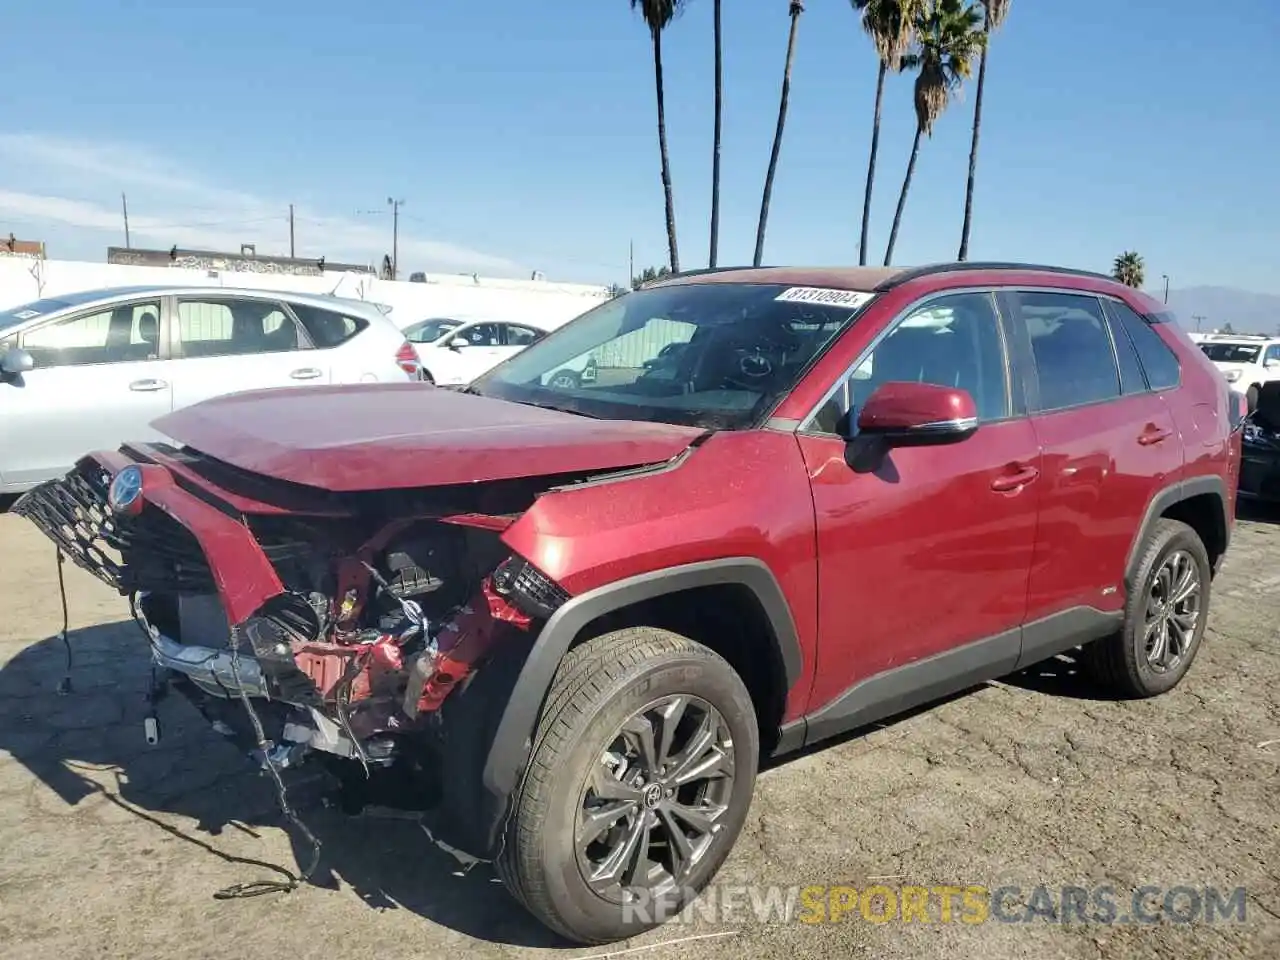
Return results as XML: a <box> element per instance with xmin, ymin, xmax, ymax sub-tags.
<box><xmin>490</xmin><ymin>555</ymin><xmax>570</xmax><ymax>620</ymax></box>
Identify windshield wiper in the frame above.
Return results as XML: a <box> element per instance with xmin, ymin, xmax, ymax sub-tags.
<box><xmin>513</xmin><ymin>398</ymin><xmax>601</xmax><ymax>419</ymax></box>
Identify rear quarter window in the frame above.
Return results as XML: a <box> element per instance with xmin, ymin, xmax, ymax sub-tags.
<box><xmin>289</xmin><ymin>303</ymin><xmax>368</xmax><ymax>348</ymax></box>
<box><xmin>1108</xmin><ymin>300</ymin><xmax>1181</xmax><ymax>391</ymax></box>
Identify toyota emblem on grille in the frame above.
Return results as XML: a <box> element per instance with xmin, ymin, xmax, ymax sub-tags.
<box><xmin>107</xmin><ymin>465</ymin><xmax>145</xmax><ymax>515</ymax></box>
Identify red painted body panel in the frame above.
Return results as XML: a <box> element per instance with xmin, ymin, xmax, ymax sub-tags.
<box><xmin>1024</xmin><ymin>392</ymin><xmax>1183</xmax><ymax>620</ymax></box>
<box><xmin>797</xmin><ymin>419</ymin><xmax>1042</xmax><ymax>708</ymax></box>
<box><xmin>151</xmin><ymin>382</ymin><xmax>705</xmax><ymax>491</ymax></box>
<box><xmin>91</xmin><ymin>453</ymin><xmax>285</xmax><ymax>624</ymax></box>
<box><xmin>857</xmin><ymin>381</ymin><xmax>977</xmax><ymax>432</ymax></box>
<box><xmin>500</xmin><ymin>430</ymin><xmax>819</xmax><ymax>722</ymax></box>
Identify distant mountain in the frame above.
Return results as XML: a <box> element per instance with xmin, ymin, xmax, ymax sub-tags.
<box><xmin>1158</xmin><ymin>286</ymin><xmax>1280</xmax><ymax>336</ymax></box>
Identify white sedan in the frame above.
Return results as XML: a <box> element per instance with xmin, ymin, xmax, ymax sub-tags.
<box><xmin>0</xmin><ymin>284</ymin><xmax>422</xmax><ymax>494</ymax></box>
<box><xmin>402</xmin><ymin>316</ymin><xmax>597</xmax><ymax>388</ymax></box>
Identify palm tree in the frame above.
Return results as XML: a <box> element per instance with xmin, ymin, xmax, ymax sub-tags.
<box><xmin>957</xmin><ymin>0</ymin><xmax>1011</xmax><ymax>261</ymax></box>
<box><xmin>883</xmin><ymin>0</ymin><xmax>984</xmax><ymax>266</ymax></box>
<box><xmin>709</xmin><ymin>0</ymin><xmax>724</xmax><ymax>268</ymax></box>
<box><xmin>632</xmin><ymin>0</ymin><xmax>685</xmax><ymax>273</ymax></box>
<box><xmin>852</xmin><ymin>0</ymin><xmax>923</xmax><ymax>267</ymax></box>
<box><xmin>1113</xmin><ymin>251</ymin><xmax>1145</xmax><ymax>288</ymax></box>
<box><xmin>753</xmin><ymin>2</ymin><xmax>806</xmax><ymax>267</ymax></box>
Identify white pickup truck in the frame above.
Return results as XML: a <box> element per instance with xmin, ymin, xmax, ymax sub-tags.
<box><xmin>1193</xmin><ymin>333</ymin><xmax>1280</xmax><ymax>411</ymax></box>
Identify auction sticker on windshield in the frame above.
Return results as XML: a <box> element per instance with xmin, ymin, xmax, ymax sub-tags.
<box><xmin>774</xmin><ymin>288</ymin><xmax>874</xmax><ymax>309</ymax></box>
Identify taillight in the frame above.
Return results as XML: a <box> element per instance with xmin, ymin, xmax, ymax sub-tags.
<box><xmin>395</xmin><ymin>341</ymin><xmax>424</xmax><ymax>379</ymax></box>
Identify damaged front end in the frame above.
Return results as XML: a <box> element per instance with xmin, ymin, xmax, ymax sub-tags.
<box><xmin>13</xmin><ymin>444</ymin><xmax>573</xmax><ymax>857</ymax></box>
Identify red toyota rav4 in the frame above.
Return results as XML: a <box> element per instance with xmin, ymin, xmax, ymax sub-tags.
<box><xmin>15</xmin><ymin>263</ymin><xmax>1243</xmax><ymax>944</ymax></box>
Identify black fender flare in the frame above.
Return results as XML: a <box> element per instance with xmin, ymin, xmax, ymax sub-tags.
<box><xmin>481</xmin><ymin>557</ymin><xmax>804</xmax><ymax>803</ymax></box>
<box><xmin>1125</xmin><ymin>475</ymin><xmax>1230</xmax><ymax>588</ymax></box>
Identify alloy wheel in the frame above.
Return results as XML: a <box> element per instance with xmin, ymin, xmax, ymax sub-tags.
<box><xmin>575</xmin><ymin>695</ymin><xmax>736</xmax><ymax>905</ymax></box>
<box><xmin>1144</xmin><ymin>549</ymin><xmax>1202</xmax><ymax>673</ymax></box>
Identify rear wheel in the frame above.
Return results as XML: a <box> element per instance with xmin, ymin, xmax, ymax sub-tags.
<box><xmin>548</xmin><ymin>369</ymin><xmax>581</xmax><ymax>390</ymax></box>
<box><xmin>496</xmin><ymin>627</ymin><xmax>759</xmax><ymax>944</ymax></box>
<box><xmin>1080</xmin><ymin>518</ymin><xmax>1210</xmax><ymax>698</ymax></box>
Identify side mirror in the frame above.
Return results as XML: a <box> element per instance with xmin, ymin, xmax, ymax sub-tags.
<box><xmin>851</xmin><ymin>381</ymin><xmax>978</xmax><ymax>446</ymax></box>
<box><xmin>1265</xmin><ymin>358</ymin><xmax>1279</xmax><ymax>369</ymax></box>
<box><xmin>448</xmin><ymin>337</ymin><xmax>469</xmax><ymax>350</ymax></box>
<box><xmin>0</xmin><ymin>347</ymin><xmax>34</xmax><ymax>377</ymax></box>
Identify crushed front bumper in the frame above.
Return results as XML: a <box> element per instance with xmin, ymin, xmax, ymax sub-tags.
<box><xmin>14</xmin><ymin>451</ymin><xmax>286</xmax><ymax>623</ymax></box>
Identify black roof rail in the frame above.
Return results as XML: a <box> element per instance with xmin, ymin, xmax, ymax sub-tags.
<box><xmin>876</xmin><ymin>261</ymin><xmax>1116</xmax><ymax>290</ymax></box>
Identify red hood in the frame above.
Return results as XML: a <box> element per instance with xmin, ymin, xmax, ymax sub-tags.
<box><xmin>150</xmin><ymin>383</ymin><xmax>705</xmax><ymax>491</ymax></box>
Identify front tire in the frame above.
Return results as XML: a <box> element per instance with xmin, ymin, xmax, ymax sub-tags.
<box><xmin>1080</xmin><ymin>518</ymin><xmax>1211</xmax><ymax>698</ymax></box>
<box><xmin>496</xmin><ymin>627</ymin><xmax>759</xmax><ymax>945</ymax></box>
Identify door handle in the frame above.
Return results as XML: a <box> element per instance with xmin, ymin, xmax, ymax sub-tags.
<box><xmin>1138</xmin><ymin>424</ymin><xmax>1173</xmax><ymax>446</ymax></box>
<box><xmin>991</xmin><ymin>465</ymin><xmax>1040</xmax><ymax>492</ymax></box>
<box><xmin>129</xmin><ymin>379</ymin><xmax>168</xmax><ymax>392</ymax></box>
<box><xmin>290</xmin><ymin>367</ymin><xmax>323</xmax><ymax>380</ymax></box>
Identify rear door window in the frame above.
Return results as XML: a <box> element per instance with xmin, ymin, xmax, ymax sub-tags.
<box><xmin>502</xmin><ymin>324</ymin><xmax>544</xmax><ymax>347</ymax></box>
<box><xmin>176</xmin><ymin>298</ymin><xmax>303</xmax><ymax>358</ymax></box>
<box><xmin>1005</xmin><ymin>292</ymin><xmax>1120</xmax><ymax>412</ymax></box>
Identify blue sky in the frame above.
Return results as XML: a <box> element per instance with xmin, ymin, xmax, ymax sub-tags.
<box><xmin>0</xmin><ymin>0</ymin><xmax>1276</xmax><ymax>293</ymax></box>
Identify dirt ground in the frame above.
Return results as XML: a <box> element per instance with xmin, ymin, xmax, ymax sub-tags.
<box><xmin>1</xmin><ymin>506</ymin><xmax>1277</xmax><ymax>960</ymax></box>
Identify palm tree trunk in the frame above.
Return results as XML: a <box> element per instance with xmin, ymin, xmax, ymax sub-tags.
<box><xmin>652</xmin><ymin>28</ymin><xmax>680</xmax><ymax>273</ymax></box>
<box><xmin>858</xmin><ymin>60</ymin><xmax>888</xmax><ymax>267</ymax></box>
<box><xmin>709</xmin><ymin>0</ymin><xmax>723</xmax><ymax>268</ymax></box>
<box><xmin>957</xmin><ymin>17</ymin><xmax>991</xmax><ymax>261</ymax></box>
<box><xmin>753</xmin><ymin>8</ymin><xmax>802</xmax><ymax>268</ymax></box>
<box><xmin>884</xmin><ymin>123</ymin><xmax>923</xmax><ymax>266</ymax></box>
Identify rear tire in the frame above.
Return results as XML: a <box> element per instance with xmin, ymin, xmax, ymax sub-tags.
<box><xmin>1080</xmin><ymin>518</ymin><xmax>1211</xmax><ymax>698</ymax></box>
<box><xmin>548</xmin><ymin>369</ymin><xmax>581</xmax><ymax>390</ymax></box>
<box><xmin>496</xmin><ymin>627</ymin><xmax>759</xmax><ymax>945</ymax></box>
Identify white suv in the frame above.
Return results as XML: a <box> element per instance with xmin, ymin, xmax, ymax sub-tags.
<box><xmin>0</xmin><ymin>285</ymin><xmax>422</xmax><ymax>494</ymax></box>
<box><xmin>1195</xmin><ymin>333</ymin><xmax>1280</xmax><ymax>410</ymax></box>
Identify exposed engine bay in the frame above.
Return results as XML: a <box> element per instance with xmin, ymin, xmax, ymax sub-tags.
<box><xmin>13</xmin><ymin>450</ymin><xmax>578</xmax><ymax>827</ymax></box>
<box><xmin>133</xmin><ymin>519</ymin><xmax>562</xmax><ymax>776</ymax></box>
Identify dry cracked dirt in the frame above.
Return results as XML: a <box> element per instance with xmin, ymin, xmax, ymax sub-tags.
<box><xmin>0</xmin><ymin>506</ymin><xmax>1277</xmax><ymax>960</ymax></box>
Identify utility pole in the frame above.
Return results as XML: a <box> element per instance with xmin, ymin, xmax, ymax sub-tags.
<box><xmin>629</xmin><ymin>239</ymin><xmax>635</xmax><ymax>288</ymax></box>
<box><xmin>1162</xmin><ymin>274</ymin><xmax>1170</xmax><ymax>304</ymax></box>
<box><xmin>387</xmin><ymin>197</ymin><xmax>404</xmax><ymax>280</ymax></box>
<box><xmin>1192</xmin><ymin>314</ymin><xmax>1206</xmax><ymax>332</ymax></box>
<box><xmin>289</xmin><ymin>204</ymin><xmax>295</xmax><ymax>258</ymax></box>
<box><xmin>121</xmin><ymin>193</ymin><xmax>131</xmax><ymax>248</ymax></box>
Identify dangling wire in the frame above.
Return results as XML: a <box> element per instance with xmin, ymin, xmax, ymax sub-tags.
<box><xmin>214</xmin><ymin>628</ymin><xmax>323</xmax><ymax>900</ymax></box>
<box><xmin>54</xmin><ymin>548</ymin><xmax>72</xmax><ymax>695</ymax></box>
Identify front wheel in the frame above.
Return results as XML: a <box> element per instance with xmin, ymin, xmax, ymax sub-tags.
<box><xmin>496</xmin><ymin>627</ymin><xmax>759</xmax><ymax>944</ymax></box>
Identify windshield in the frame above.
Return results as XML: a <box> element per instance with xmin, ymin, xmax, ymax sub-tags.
<box><xmin>405</xmin><ymin>318</ymin><xmax>462</xmax><ymax>343</ymax></box>
<box><xmin>0</xmin><ymin>296</ymin><xmax>78</xmax><ymax>335</ymax></box>
<box><xmin>469</xmin><ymin>282</ymin><xmax>876</xmax><ymax>429</ymax></box>
<box><xmin>1201</xmin><ymin>342</ymin><xmax>1262</xmax><ymax>363</ymax></box>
